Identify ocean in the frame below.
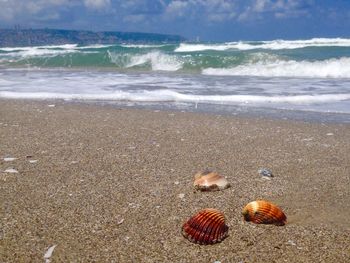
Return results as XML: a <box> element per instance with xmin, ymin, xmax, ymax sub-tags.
<box><xmin>0</xmin><ymin>38</ymin><xmax>350</xmax><ymax>121</ymax></box>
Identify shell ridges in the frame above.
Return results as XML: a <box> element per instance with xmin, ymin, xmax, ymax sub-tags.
<box><xmin>242</xmin><ymin>200</ymin><xmax>287</xmax><ymax>226</ymax></box>
<box><xmin>182</xmin><ymin>208</ymin><xmax>229</xmax><ymax>245</ymax></box>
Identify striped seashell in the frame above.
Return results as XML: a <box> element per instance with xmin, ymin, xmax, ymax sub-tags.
<box><xmin>193</xmin><ymin>171</ymin><xmax>230</xmax><ymax>191</ymax></box>
<box><xmin>182</xmin><ymin>208</ymin><xmax>229</xmax><ymax>245</ymax></box>
<box><xmin>242</xmin><ymin>200</ymin><xmax>287</xmax><ymax>226</ymax></box>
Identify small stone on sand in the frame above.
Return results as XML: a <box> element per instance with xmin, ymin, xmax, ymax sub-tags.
<box><xmin>178</xmin><ymin>193</ymin><xmax>185</xmax><ymax>199</ymax></box>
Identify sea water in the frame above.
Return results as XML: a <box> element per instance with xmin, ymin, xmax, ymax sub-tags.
<box><xmin>0</xmin><ymin>38</ymin><xmax>349</xmax><ymax>121</ymax></box>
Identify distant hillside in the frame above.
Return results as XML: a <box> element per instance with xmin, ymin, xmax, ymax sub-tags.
<box><xmin>0</xmin><ymin>28</ymin><xmax>185</xmax><ymax>47</ymax></box>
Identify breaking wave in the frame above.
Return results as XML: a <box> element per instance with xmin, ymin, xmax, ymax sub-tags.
<box><xmin>175</xmin><ymin>38</ymin><xmax>350</xmax><ymax>52</ymax></box>
<box><xmin>1</xmin><ymin>38</ymin><xmax>350</xmax><ymax>79</ymax></box>
<box><xmin>203</xmin><ymin>57</ymin><xmax>350</xmax><ymax>78</ymax></box>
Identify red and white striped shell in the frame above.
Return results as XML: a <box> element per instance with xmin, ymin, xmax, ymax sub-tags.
<box><xmin>182</xmin><ymin>208</ymin><xmax>229</xmax><ymax>245</ymax></box>
<box><xmin>193</xmin><ymin>171</ymin><xmax>230</xmax><ymax>191</ymax></box>
<box><xmin>242</xmin><ymin>200</ymin><xmax>287</xmax><ymax>226</ymax></box>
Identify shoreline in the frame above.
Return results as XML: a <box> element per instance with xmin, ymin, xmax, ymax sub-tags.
<box><xmin>1</xmin><ymin>100</ymin><xmax>349</xmax><ymax>262</ymax></box>
<box><xmin>1</xmin><ymin>98</ymin><xmax>350</xmax><ymax>124</ymax></box>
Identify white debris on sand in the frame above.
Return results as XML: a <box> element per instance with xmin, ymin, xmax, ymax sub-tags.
<box><xmin>4</xmin><ymin>157</ymin><xmax>17</xmax><ymax>162</ymax></box>
<box><xmin>4</xmin><ymin>168</ymin><xmax>18</xmax><ymax>173</ymax></box>
<box><xmin>178</xmin><ymin>193</ymin><xmax>185</xmax><ymax>199</ymax></box>
<box><xmin>44</xmin><ymin>245</ymin><xmax>57</xmax><ymax>263</ymax></box>
<box><xmin>117</xmin><ymin>218</ymin><xmax>125</xmax><ymax>225</ymax></box>
<box><xmin>29</xmin><ymin>160</ymin><xmax>38</xmax><ymax>164</ymax></box>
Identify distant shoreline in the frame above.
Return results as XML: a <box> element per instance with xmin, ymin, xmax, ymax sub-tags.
<box><xmin>0</xmin><ymin>28</ymin><xmax>185</xmax><ymax>47</ymax></box>
<box><xmin>1</xmin><ymin>98</ymin><xmax>350</xmax><ymax>124</ymax></box>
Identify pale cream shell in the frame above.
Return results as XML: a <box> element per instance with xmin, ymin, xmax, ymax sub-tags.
<box><xmin>193</xmin><ymin>171</ymin><xmax>230</xmax><ymax>191</ymax></box>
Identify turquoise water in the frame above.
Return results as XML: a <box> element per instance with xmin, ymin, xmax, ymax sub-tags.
<box><xmin>1</xmin><ymin>39</ymin><xmax>350</xmax><ymax>76</ymax></box>
<box><xmin>0</xmin><ymin>38</ymin><xmax>350</xmax><ymax>116</ymax></box>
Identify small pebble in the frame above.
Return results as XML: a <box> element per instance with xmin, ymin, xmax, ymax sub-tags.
<box><xmin>178</xmin><ymin>193</ymin><xmax>185</xmax><ymax>199</ymax></box>
<box><xmin>29</xmin><ymin>160</ymin><xmax>38</xmax><ymax>164</ymax></box>
<box><xmin>258</xmin><ymin>168</ymin><xmax>273</xmax><ymax>178</ymax></box>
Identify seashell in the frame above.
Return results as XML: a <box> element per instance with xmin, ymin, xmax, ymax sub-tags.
<box><xmin>193</xmin><ymin>171</ymin><xmax>230</xmax><ymax>191</ymax></box>
<box><xmin>242</xmin><ymin>200</ymin><xmax>287</xmax><ymax>226</ymax></box>
<box><xmin>182</xmin><ymin>208</ymin><xmax>229</xmax><ymax>245</ymax></box>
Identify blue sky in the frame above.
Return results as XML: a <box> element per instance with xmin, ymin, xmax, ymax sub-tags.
<box><xmin>1</xmin><ymin>0</ymin><xmax>350</xmax><ymax>41</ymax></box>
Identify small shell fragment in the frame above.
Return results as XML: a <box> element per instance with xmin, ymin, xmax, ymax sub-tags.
<box><xmin>242</xmin><ymin>200</ymin><xmax>287</xmax><ymax>226</ymax></box>
<box><xmin>182</xmin><ymin>208</ymin><xmax>229</xmax><ymax>245</ymax></box>
<box><xmin>44</xmin><ymin>245</ymin><xmax>57</xmax><ymax>263</ymax></box>
<box><xmin>4</xmin><ymin>168</ymin><xmax>18</xmax><ymax>173</ymax></box>
<box><xmin>193</xmin><ymin>171</ymin><xmax>230</xmax><ymax>191</ymax></box>
<box><xmin>117</xmin><ymin>218</ymin><xmax>124</xmax><ymax>225</ymax></box>
<box><xmin>4</xmin><ymin>157</ymin><xmax>17</xmax><ymax>162</ymax></box>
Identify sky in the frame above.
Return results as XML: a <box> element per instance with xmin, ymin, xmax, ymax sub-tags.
<box><xmin>1</xmin><ymin>0</ymin><xmax>350</xmax><ymax>41</ymax></box>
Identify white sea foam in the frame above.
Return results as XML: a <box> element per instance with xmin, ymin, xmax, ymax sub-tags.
<box><xmin>120</xmin><ymin>44</ymin><xmax>167</xmax><ymax>48</ymax></box>
<box><xmin>1</xmin><ymin>90</ymin><xmax>349</xmax><ymax>106</ymax></box>
<box><xmin>0</xmin><ymin>44</ymin><xmax>78</xmax><ymax>52</ymax></box>
<box><xmin>175</xmin><ymin>38</ymin><xmax>350</xmax><ymax>52</ymax></box>
<box><xmin>203</xmin><ymin>57</ymin><xmax>350</xmax><ymax>78</ymax></box>
<box><xmin>1</xmin><ymin>68</ymin><xmax>349</xmax><ymax>113</ymax></box>
<box><xmin>0</xmin><ymin>44</ymin><xmax>109</xmax><ymax>58</ymax></box>
<box><xmin>124</xmin><ymin>51</ymin><xmax>183</xmax><ymax>71</ymax></box>
<box><xmin>75</xmin><ymin>44</ymin><xmax>113</xmax><ymax>49</ymax></box>
<box><xmin>175</xmin><ymin>43</ymin><xmax>230</xmax><ymax>52</ymax></box>
<box><xmin>0</xmin><ymin>46</ymin><xmax>80</xmax><ymax>58</ymax></box>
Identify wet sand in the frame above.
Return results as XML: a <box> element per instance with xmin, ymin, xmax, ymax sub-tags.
<box><xmin>1</xmin><ymin>100</ymin><xmax>349</xmax><ymax>262</ymax></box>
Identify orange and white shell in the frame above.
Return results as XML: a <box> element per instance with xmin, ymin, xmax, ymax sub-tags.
<box><xmin>193</xmin><ymin>171</ymin><xmax>230</xmax><ymax>191</ymax></box>
<box><xmin>242</xmin><ymin>200</ymin><xmax>287</xmax><ymax>226</ymax></box>
<box><xmin>182</xmin><ymin>208</ymin><xmax>229</xmax><ymax>245</ymax></box>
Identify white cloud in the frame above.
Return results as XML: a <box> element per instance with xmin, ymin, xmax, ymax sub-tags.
<box><xmin>239</xmin><ymin>0</ymin><xmax>313</xmax><ymax>21</ymax></box>
<box><xmin>84</xmin><ymin>0</ymin><xmax>111</xmax><ymax>10</ymax></box>
<box><xmin>164</xmin><ymin>1</ymin><xmax>189</xmax><ymax>18</ymax></box>
<box><xmin>0</xmin><ymin>0</ymin><xmax>112</xmax><ymax>23</ymax></box>
<box><xmin>0</xmin><ymin>0</ymin><xmax>73</xmax><ymax>21</ymax></box>
<box><xmin>123</xmin><ymin>14</ymin><xmax>147</xmax><ymax>23</ymax></box>
<box><xmin>164</xmin><ymin>0</ymin><xmax>236</xmax><ymax>22</ymax></box>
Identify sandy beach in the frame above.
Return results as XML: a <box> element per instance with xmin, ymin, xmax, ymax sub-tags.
<box><xmin>1</xmin><ymin>100</ymin><xmax>349</xmax><ymax>262</ymax></box>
